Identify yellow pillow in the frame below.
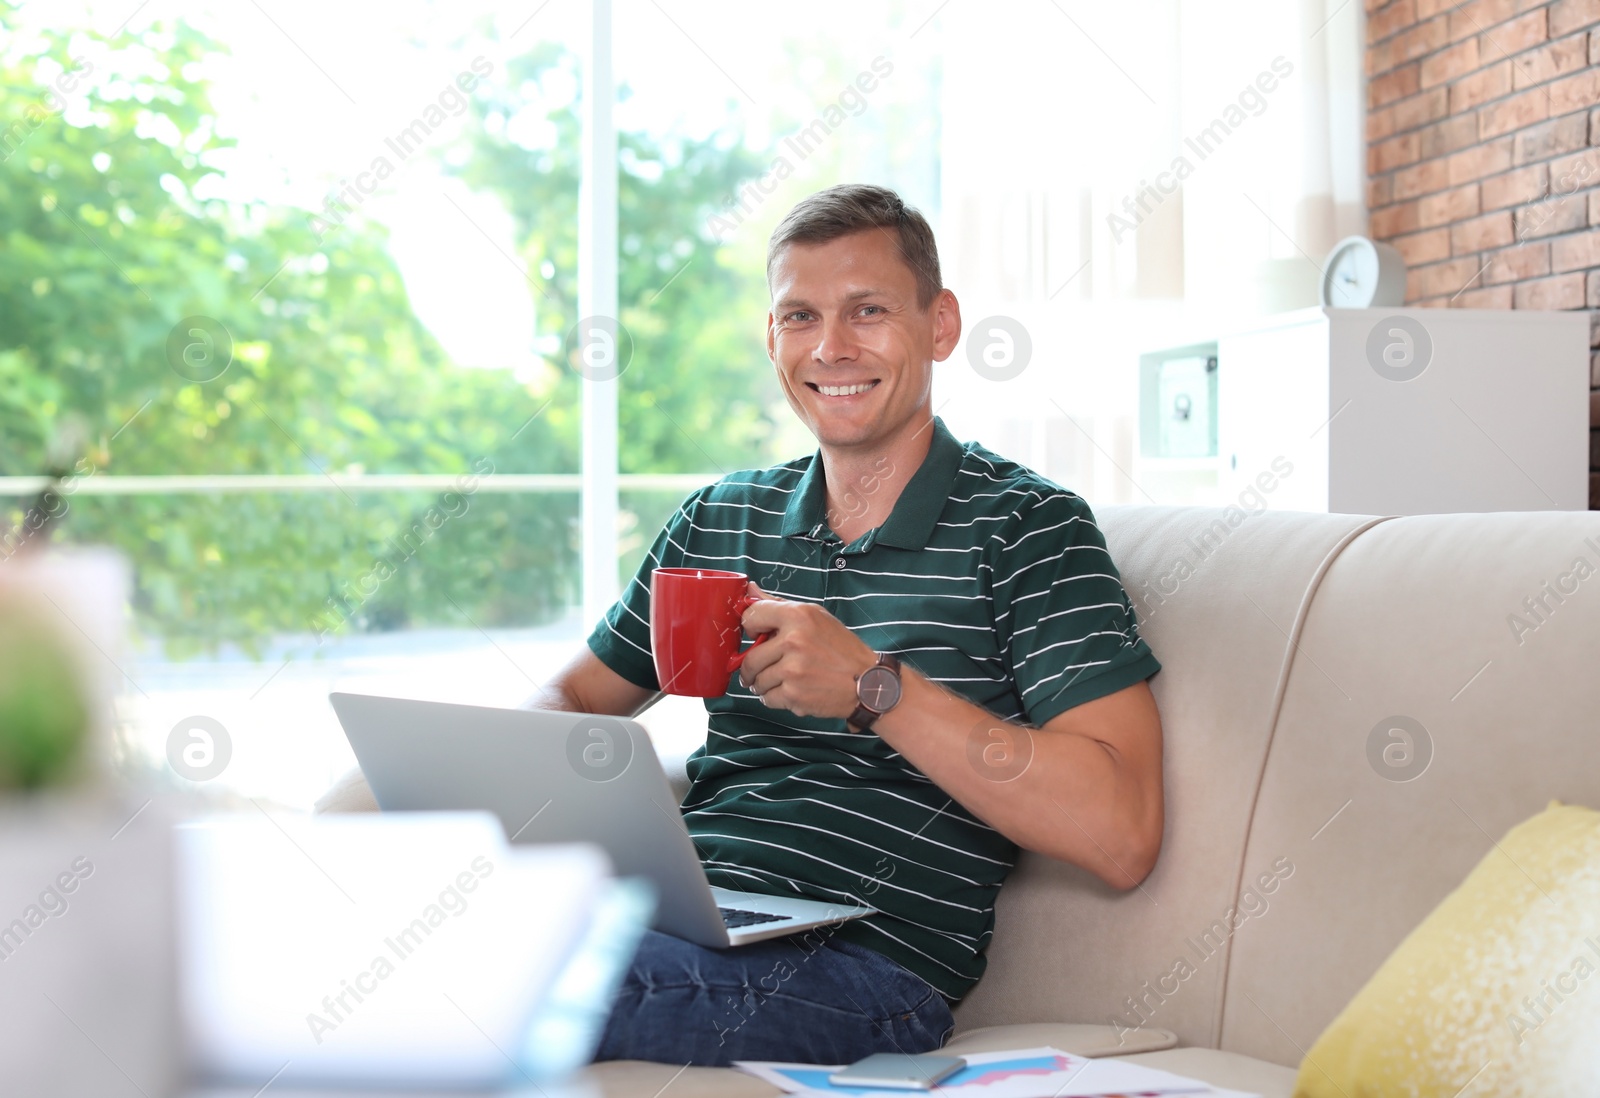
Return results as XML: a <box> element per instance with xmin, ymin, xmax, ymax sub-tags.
<box><xmin>1295</xmin><ymin>801</ymin><xmax>1600</xmax><ymax>1097</ymax></box>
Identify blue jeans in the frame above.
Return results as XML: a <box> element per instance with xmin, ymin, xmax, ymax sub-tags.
<box><xmin>595</xmin><ymin>928</ymin><xmax>955</xmax><ymax>1066</ymax></box>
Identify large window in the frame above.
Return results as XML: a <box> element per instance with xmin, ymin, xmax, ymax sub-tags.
<box><xmin>2</xmin><ymin>0</ymin><xmax>1361</xmax><ymax>807</ymax></box>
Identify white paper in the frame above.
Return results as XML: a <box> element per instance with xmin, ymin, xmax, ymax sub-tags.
<box><xmin>734</xmin><ymin>1046</ymin><xmax>1260</xmax><ymax>1098</ymax></box>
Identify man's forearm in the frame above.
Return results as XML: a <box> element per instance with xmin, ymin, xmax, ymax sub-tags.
<box><xmin>518</xmin><ymin>648</ymin><xmax>663</xmax><ymax>718</ymax></box>
<box><xmin>870</xmin><ymin>668</ymin><xmax>1163</xmax><ymax>888</ymax></box>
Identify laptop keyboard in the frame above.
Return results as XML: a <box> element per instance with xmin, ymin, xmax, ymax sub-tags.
<box><xmin>719</xmin><ymin>906</ymin><xmax>788</xmax><ymax>929</ymax></box>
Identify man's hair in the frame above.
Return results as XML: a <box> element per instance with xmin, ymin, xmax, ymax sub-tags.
<box><xmin>766</xmin><ymin>184</ymin><xmax>943</xmax><ymax>310</ymax></box>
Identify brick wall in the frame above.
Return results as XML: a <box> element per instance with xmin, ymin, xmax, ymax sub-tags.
<box><xmin>1362</xmin><ymin>0</ymin><xmax>1600</xmax><ymax>507</ymax></box>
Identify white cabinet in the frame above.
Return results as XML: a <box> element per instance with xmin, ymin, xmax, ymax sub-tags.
<box><xmin>1141</xmin><ymin>307</ymin><xmax>1590</xmax><ymax>515</ymax></box>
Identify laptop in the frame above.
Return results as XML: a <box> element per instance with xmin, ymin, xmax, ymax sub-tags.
<box><xmin>329</xmin><ymin>692</ymin><xmax>875</xmax><ymax>947</ymax></box>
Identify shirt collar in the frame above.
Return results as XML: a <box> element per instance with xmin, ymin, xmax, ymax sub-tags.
<box><xmin>781</xmin><ymin>416</ymin><xmax>965</xmax><ymax>551</ymax></box>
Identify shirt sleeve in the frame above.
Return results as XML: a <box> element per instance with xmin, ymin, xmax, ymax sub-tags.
<box><xmin>992</xmin><ymin>489</ymin><xmax>1160</xmax><ymax>727</ymax></box>
<box><xmin>585</xmin><ymin>487</ymin><xmax>706</xmax><ymax>691</ymax></box>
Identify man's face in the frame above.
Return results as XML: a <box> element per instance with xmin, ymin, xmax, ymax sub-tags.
<box><xmin>766</xmin><ymin>229</ymin><xmax>959</xmax><ymax>452</ymax></box>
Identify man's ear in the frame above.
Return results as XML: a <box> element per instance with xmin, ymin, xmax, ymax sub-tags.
<box><xmin>766</xmin><ymin>312</ymin><xmax>777</xmax><ymax>360</ymax></box>
<box><xmin>930</xmin><ymin>289</ymin><xmax>962</xmax><ymax>363</ymax></box>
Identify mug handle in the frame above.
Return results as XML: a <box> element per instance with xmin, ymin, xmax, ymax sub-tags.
<box><xmin>726</xmin><ymin>594</ymin><xmax>772</xmax><ymax>672</ymax></box>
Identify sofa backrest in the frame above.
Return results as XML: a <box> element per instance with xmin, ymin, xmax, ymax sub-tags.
<box><xmin>953</xmin><ymin>505</ymin><xmax>1600</xmax><ymax>1065</ymax></box>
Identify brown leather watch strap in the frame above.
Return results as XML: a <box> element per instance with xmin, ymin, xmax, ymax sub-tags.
<box><xmin>847</xmin><ymin>701</ymin><xmax>879</xmax><ymax>732</ymax></box>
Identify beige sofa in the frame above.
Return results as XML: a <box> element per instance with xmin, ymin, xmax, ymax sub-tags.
<box><xmin>320</xmin><ymin>504</ymin><xmax>1600</xmax><ymax>1096</ymax></box>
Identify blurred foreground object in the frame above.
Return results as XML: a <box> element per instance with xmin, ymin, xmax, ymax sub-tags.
<box><xmin>0</xmin><ymin>544</ymin><xmax>179</xmax><ymax>1095</ymax></box>
<box><xmin>178</xmin><ymin>811</ymin><xmax>651</xmax><ymax>1090</ymax></box>
<box><xmin>0</xmin><ymin>795</ymin><xmax>181</xmax><ymax>1097</ymax></box>
<box><xmin>0</xmin><ymin>548</ymin><xmax>129</xmax><ymax>791</ymax></box>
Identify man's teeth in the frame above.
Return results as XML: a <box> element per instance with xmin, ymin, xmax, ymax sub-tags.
<box><xmin>818</xmin><ymin>382</ymin><xmax>876</xmax><ymax>396</ymax></box>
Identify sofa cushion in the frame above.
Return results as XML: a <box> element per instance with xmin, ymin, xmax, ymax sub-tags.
<box><xmin>1220</xmin><ymin>512</ymin><xmax>1600</xmax><ymax>1064</ymax></box>
<box><xmin>956</xmin><ymin>507</ymin><xmax>1382</xmax><ymax>1049</ymax></box>
<box><xmin>1294</xmin><ymin>801</ymin><xmax>1600</xmax><ymax>1097</ymax></box>
<box><xmin>583</xmin><ymin>1060</ymin><xmax>778</xmax><ymax>1097</ymax></box>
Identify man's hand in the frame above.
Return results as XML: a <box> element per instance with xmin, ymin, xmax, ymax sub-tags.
<box><xmin>736</xmin><ymin>582</ymin><xmax>876</xmax><ymax>719</ymax></box>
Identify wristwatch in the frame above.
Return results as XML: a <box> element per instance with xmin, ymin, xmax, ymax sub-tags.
<box><xmin>848</xmin><ymin>653</ymin><xmax>902</xmax><ymax>732</ymax></box>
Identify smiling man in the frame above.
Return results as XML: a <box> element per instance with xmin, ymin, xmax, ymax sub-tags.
<box><xmin>532</xmin><ymin>184</ymin><xmax>1164</xmax><ymax>1065</ymax></box>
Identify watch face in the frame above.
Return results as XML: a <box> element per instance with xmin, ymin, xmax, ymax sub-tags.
<box><xmin>858</xmin><ymin>665</ymin><xmax>901</xmax><ymax>712</ymax></box>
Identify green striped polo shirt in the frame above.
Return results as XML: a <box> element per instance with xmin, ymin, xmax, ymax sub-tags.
<box><xmin>587</xmin><ymin>416</ymin><xmax>1160</xmax><ymax>1000</ymax></box>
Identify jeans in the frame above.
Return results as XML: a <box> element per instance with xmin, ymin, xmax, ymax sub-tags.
<box><xmin>595</xmin><ymin>928</ymin><xmax>955</xmax><ymax>1066</ymax></box>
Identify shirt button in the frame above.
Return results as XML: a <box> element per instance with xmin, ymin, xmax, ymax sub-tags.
<box><xmin>834</xmin><ymin>556</ymin><xmax>847</xmax><ymax>569</ymax></box>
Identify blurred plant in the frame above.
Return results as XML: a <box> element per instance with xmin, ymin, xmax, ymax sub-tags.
<box><xmin>0</xmin><ymin>591</ymin><xmax>90</xmax><ymax>790</ymax></box>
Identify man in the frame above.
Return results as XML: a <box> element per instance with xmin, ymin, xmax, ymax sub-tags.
<box><xmin>526</xmin><ymin>184</ymin><xmax>1164</xmax><ymax>1065</ymax></box>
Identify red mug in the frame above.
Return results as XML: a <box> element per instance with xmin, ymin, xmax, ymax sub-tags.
<box><xmin>650</xmin><ymin>568</ymin><xmax>769</xmax><ymax>697</ymax></box>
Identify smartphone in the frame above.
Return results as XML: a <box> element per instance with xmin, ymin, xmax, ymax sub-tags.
<box><xmin>828</xmin><ymin>1052</ymin><xmax>965</xmax><ymax>1089</ymax></box>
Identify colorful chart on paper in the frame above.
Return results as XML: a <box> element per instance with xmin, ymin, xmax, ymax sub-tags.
<box><xmin>733</xmin><ymin>1045</ymin><xmax>1260</xmax><ymax>1098</ymax></box>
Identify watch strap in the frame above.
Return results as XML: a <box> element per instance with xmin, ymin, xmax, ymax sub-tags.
<box><xmin>847</xmin><ymin>702</ymin><xmax>878</xmax><ymax>731</ymax></box>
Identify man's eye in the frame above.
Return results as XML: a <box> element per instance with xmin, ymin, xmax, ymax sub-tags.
<box><xmin>785</xmin><ymin>312</ymin><xmax>813</xmax><ymax>323</ymax></box>
<box><xmin>859</xmin><ymin>305</ymin><xmax>883</xmax><ymax>317</ymax></box>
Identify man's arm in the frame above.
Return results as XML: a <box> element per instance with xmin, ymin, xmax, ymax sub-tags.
<box><xmin>737</xmin><ymin>592</ymin><xmax>1164</xmax><ymax>890</ymax></box>
<box><xmin>521</xmin><ymin>647</ymin><xmax>662</xmax><ymax>718</ymax></box>
<box><xmin>870</xmin><ymin>670</ymin><xmax>1162</xmax><ymax>889</ymax></box>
